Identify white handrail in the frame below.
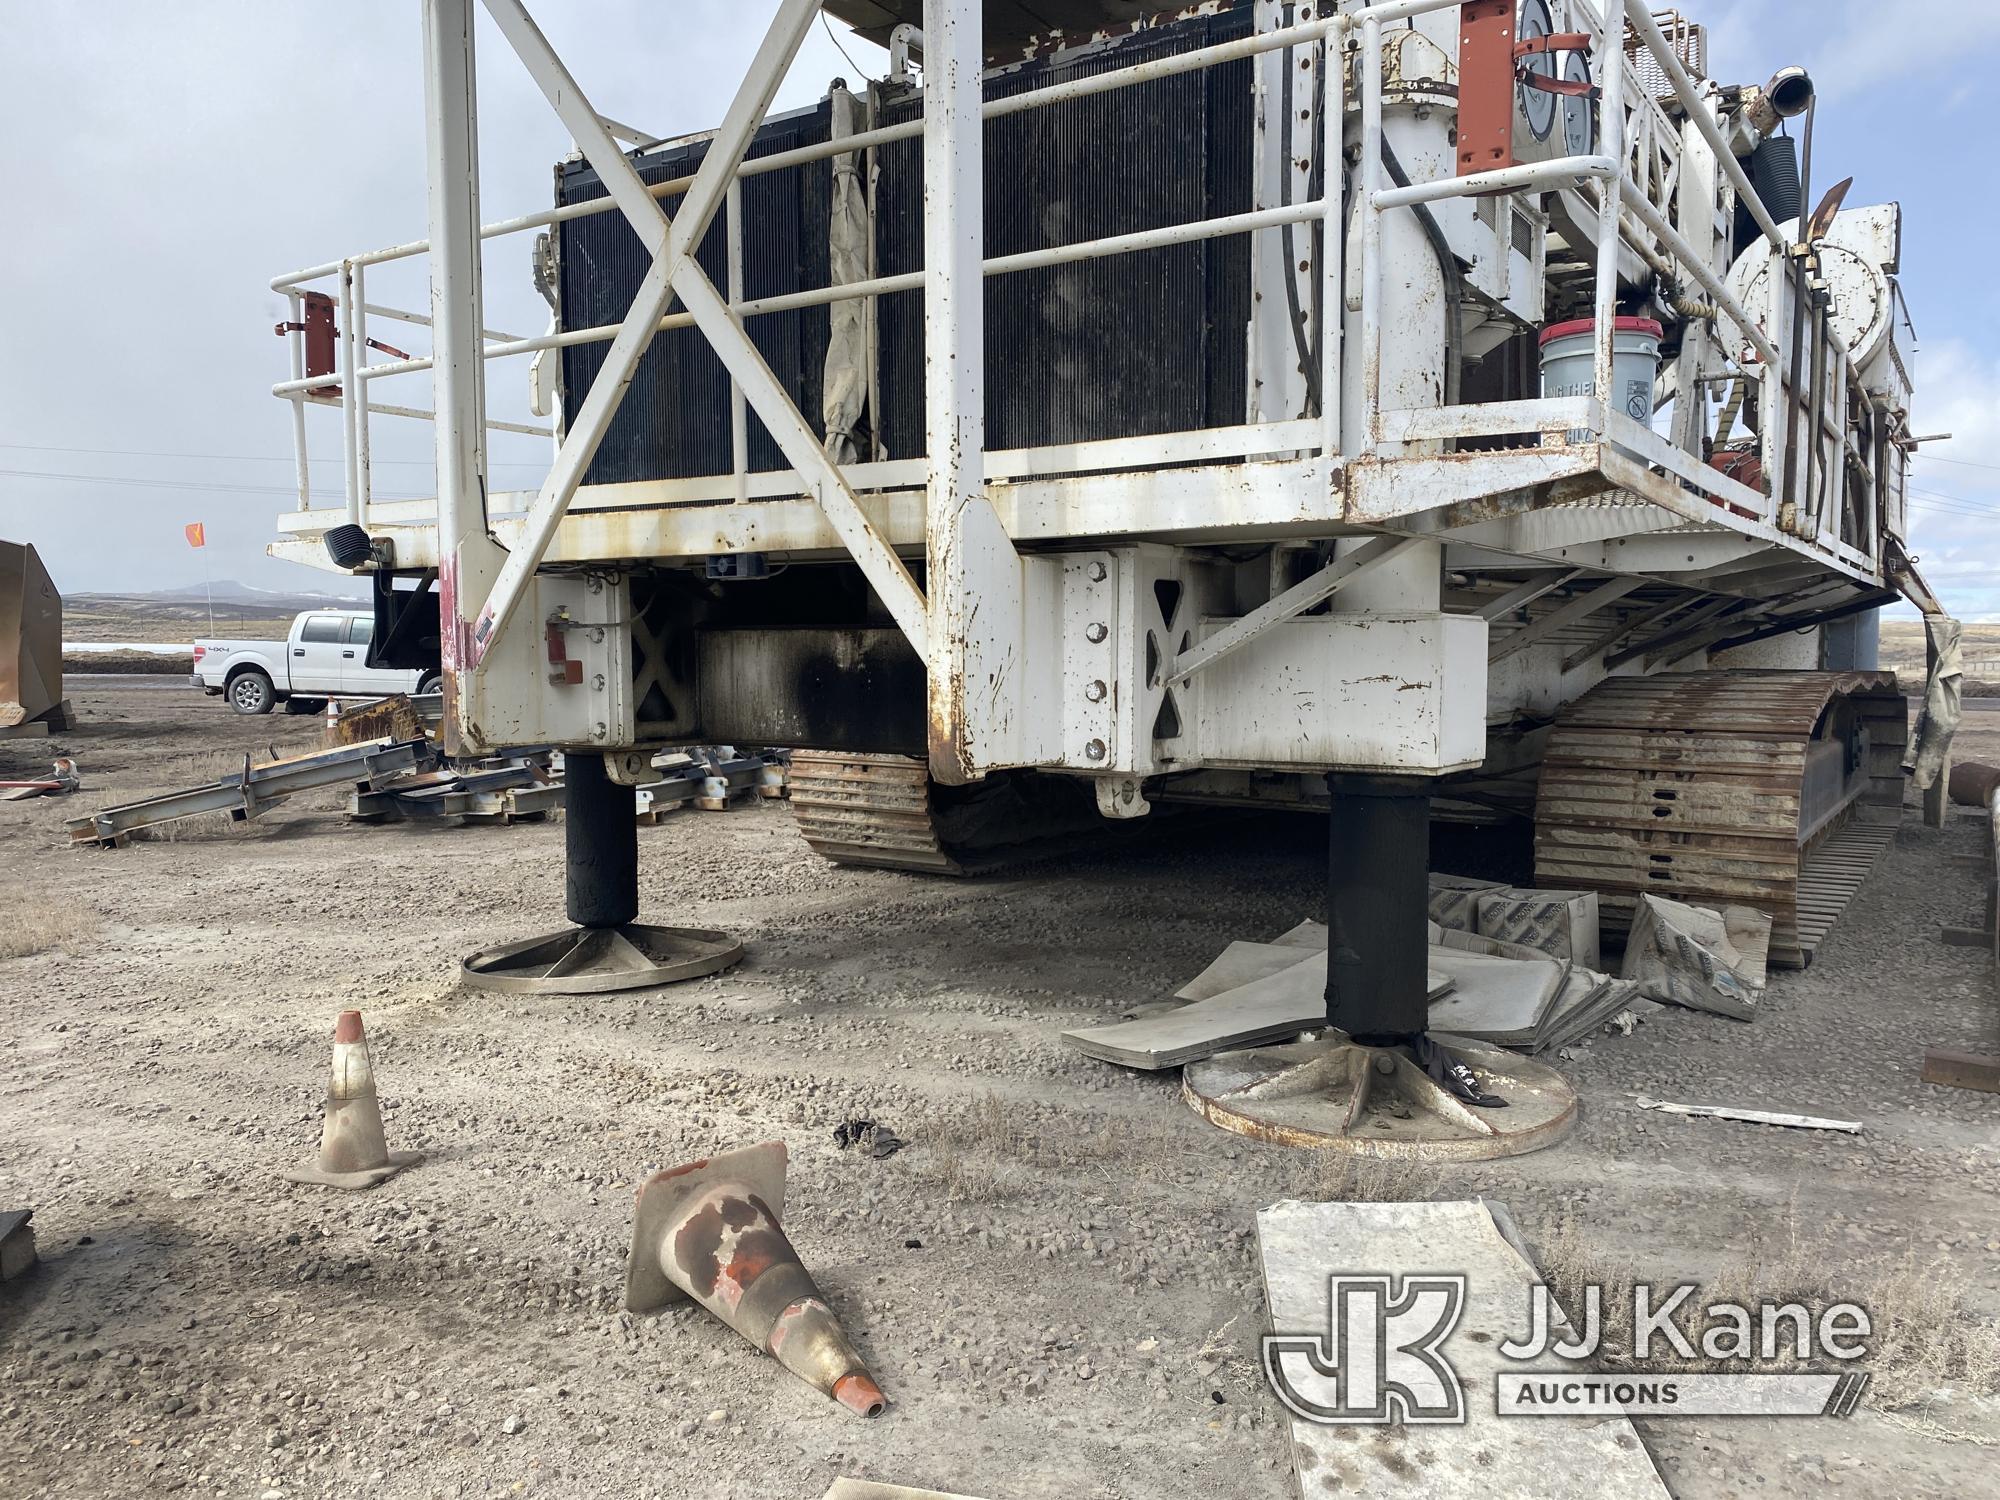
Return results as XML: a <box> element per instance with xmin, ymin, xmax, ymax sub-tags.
<box><xmin>268</xmin><ymin>0</ymin><xmax>1881</xmax><ymax>572</ymax></box>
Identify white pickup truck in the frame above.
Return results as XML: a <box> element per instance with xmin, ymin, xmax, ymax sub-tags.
<box><xmin>193</xmin><ymin>609</ymin><xmax>440</xmax><ymax>715</ymax></box>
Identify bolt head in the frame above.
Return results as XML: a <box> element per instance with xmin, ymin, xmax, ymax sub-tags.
<box><xmin>1086</xmin><ymin>560</ymin><xmax>1108</xmax><ymax>582</ymax></box>
<box><xmin>1085</xmin><ymin>622</ymin><xmax>1108</xmax><ymax>644</ymax></box>
<box><xmin>1084</xmin><ymin>739</ymin><xmax>1106</xmax><ymax>761</ymax></box>
<box><xmin>1085</xmin><ymin>680</ymin><xmax>1107</xmax><ymax>702</ymax></box>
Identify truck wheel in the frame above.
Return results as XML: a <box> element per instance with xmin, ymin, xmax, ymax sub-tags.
<box><xmin>417</xmin><ymin>672</ymin><xmax>443</xmax><ymax>698</ymax></box>
<box><xmin>227</xmin><ymin>669</ymin><xmax>276</xmax><ymax>716</ymax></box>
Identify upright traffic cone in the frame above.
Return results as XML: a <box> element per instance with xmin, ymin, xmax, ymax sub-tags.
<box><xmin>626</xmin><ymin>1141</ymin><xmax>886</xmax><ymax>1417</ymax></box>
<box><xmin>284</xmin><ymin>1010</ymin><xmax>422</xmax><ymax>1190</ymax></box>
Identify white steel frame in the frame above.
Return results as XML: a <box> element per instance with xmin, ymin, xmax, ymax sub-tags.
<box><xmin>269</xmin><ymin>0</ymin><xmax>1909</xmax><ymax>759</ymax></box>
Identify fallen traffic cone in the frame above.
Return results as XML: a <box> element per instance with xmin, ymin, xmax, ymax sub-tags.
<box><xmin>284</xmin><ymin>1010</ymin><xmax>422</xmax><ymax>1190</ymax></box>
<box><xmin>626</xmin><ymin>1141</ymin><xmax>886</xmax><ymax>1417</ymax></box>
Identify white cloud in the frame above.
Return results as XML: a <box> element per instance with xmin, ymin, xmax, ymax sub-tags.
<box><xmin>1691</xmin><ymin>0</ymin><xmax>1999</xmax><ymax>105</ymax></box>
<box><xmin>1805</xmin><ymin>0</ymin><xmax>2000</xmax><ymax>103</ymax></box>
<box><xmin>1895</xmin><ymin>340</ymin><xmax>2000</xmax><ymax>621</ymax></box>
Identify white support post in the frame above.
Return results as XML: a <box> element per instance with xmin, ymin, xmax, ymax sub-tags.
<box><xmin>1248</xmin><ymin>0</ymin><xmax>1316</xmax><ymax>427</ymax></box>
<box><xmin>285</xmin><ymin>290</ymin><xmax>311</xmax><ymax>509</ymax></box>
<box><xmin>923</xmin><ymin>0</ymin><xmax>1036</xmax><ymax>781</ymax></box>
<box><xmin>420</xmin><ymin>0</ymin><xmax>507</xmax><ymax>699</ymax></box>
<box><xmin>352</xmin><ymin>260</ymin><xmax>373</xmax><ymax>516</ymax></box>
<box><xmin>1318</xmin><ymin>17</ymin><xmax>1342</xmax><ymax>456</ymax></box>
<box><xmin>338</xmin><ymin>260</ymin><xmax>364</xmax><ymax>525</ymax></box>
<box><xmin>1590</xmin><ymin>10</ymin><xmax>1626</xmax><ymax>420</ymax></box>
<box><xmin>470</xmin><ymin>0</ymin><xmax>825</xmax><ymax>661</ymax></box>
<box><xmin>1358</xmin><ymin>14</ymin><xmax>1383</xmax><ymax>449</ymax></box>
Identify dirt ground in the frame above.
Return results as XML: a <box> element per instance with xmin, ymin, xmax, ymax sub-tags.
<box><xmin>3</xmin><ymin>681</ymin><xmax>1998</xmax><ymax>1500</ymax></box>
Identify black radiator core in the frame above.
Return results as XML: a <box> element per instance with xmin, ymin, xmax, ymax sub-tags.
<box><xmin>555</xmin><ymin>7</ymin><xmax>1254</xmax><ymax>488</ymax></box>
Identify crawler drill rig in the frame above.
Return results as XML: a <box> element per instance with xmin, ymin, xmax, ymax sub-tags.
<box><xmin>267</xmin><ymin>1</ymin><xmax>1952</xmax><ymax>1149</ymax></box>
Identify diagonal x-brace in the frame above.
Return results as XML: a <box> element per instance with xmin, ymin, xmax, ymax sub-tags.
<box><xmin>1167</xmin><ymin>535</ymin><xmax>1423</xmax><ymax>687</ymax></box>
<box><xmin>471</xmin><ymin>0</ymin><xmax>928</xmax><ymax>663</ymax></box>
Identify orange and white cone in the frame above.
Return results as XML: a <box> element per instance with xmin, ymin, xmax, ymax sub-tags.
<box><xmin>284</xmin><ymin>1010</ymin><xmax>422</xmax><ymax>1190</ymax></box>
<box><xmin>626</xmin><ymin>1141</ymin><xmax>886</xmax><ymax>1417</ymax></box>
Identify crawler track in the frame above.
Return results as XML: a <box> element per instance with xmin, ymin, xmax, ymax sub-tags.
<box><xmin>1533</xmin><ymin>670</ymin><xmax>1906</xmax><ymax>967</ymax></box>
<box><xmin>789</xmin><ymin>751</ymin><xmax>1117</xmax><ymax>875</ymax></box>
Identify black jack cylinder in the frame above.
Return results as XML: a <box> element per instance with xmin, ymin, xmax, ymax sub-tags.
<box><xmin>1323</xmin><ymin>774</ymin><xmax>1432</xmax><ymax>1041</ymax></box>
<box><xmin>565</xmin><ymin>752</ymin><xmax>639</xmax><ymax>929</ymax></box>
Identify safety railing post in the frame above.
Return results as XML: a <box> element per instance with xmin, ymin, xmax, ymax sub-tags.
<box><xmin>1592</xmin><ymin>6</ymin><xmax>1627</xmax><ymax>430</ymax></box>
<box><xmin>353</xmin><ymin>260</ymin><xmax>373</xmax><ymax>518</ymax></box>
<box><xmin>1358</xmin><ymin>13</ymin><xmax>1383</xmax><ymax>450</ymax></box>
<box><xmin>285</xmin><ymin>290</ymin><xmax>311</xmax><ymax>510</ymax></box>
<box><xmin>1319</xmin><ymin>13</ymin><xmax>1343</xmax><ymax>458</ymax></box>
<box><xmin>338</xmin><ymin>260</ymin><xmax>363</xmax><ymax>525</ymax></box>
<box><xmin>420</xmin><ymin>0</ymin><xmax>503</xmax><ymax>684</ymax></box>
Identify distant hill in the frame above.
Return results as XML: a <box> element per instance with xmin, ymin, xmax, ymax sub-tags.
<box><xmin>129</xmin><ymin>579</ymin><xmax>366</xmax><ymax>607</ymax></box>
<box><xmin>62</xmin><ymin>582</ymin><xmax>368</xmax><ymax>644</ymax></box>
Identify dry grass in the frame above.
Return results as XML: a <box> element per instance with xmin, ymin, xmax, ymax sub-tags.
<box><xmin>150</xmin><ymin>748</ymin><xmax>283</xmax><ymax>786</ymax></box>
<box><xmin>1302</xmin><ymin>1149</ymin><xmax>1442</xmax><ymax>1205</ymax></box>
<box><xmin>1534</xmin><ymin>1204</ymin><xmax>2000</xmax><ymax>1423</ymax></box>
<box><xmin>918</xmin><ymin>1091</ymin><xmax>1183</xmax><ymax>1202</ymax></box>
<box><xmin>0</xmin><ymin>894</ymin><xmax>100</xmax><ymax>960</ymax></box>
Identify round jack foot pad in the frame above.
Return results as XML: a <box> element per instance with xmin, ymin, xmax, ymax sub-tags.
<box><xmin>461</xmin><ymin>923</ymin><xmax>743</xmax><ymax>994</ymax></box>
<box><xmin>285</xmin><ymin>1150</ymin><xmax>424</xmax><ymax>1191</ymax></box>
<box><xmin>1183</xmin><ymin>1032</ymin><xmax>1577</xmax><ymax>1160</ymax></box>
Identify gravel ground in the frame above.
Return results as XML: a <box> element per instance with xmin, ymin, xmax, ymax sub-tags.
<box><xmin>2</xmin><ymin>680</ymin><xmax>1997</xmax><ymax>1499</ymax></box>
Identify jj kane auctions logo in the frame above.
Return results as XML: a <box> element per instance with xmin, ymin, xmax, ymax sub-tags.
<box><xmin>1264</xmin><ymin>1275</ymin><xmax>1873</xmax><ymax>1422</ymax></box>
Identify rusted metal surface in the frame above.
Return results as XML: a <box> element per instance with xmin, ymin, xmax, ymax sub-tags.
<box><xmin>327</xmin><ymin>693</ymin><xmax>426</xmax><ymax>749</ymax></box>
<box><xmin>1181</xmin><ymin>1034</ymin><xmax>1578</xmax><ymax>1160</ymax></box>
<box><xmin>789</xmin><ymin>751</ymin><xmax>1112</xmax><ymax>874</ymax></box>
<box><xmin>0</xmin><ymin>541</ymin><xmax>62</xmax><ymax>730</ymax></box>
<box><xmin>1455</xmin><ymin>0</ymin><xmax>1518</xmax><ymax>176</ymax></box>
<box><xmin>789</xmin><ymin>752</ymin><xmax>962</xmax><ymax>873</ymax></box>
<box><xmin>459</xmin><ymin>924</ymin><xmax>741</xmax><ymax>994</ymax></box>
<box><xmin>625</xmin><ymin>1141</ymin><xmax>886</xmax><ymax>1418</ymax></box>
<box><xmin>1534</xmin><ymin>670</ymin><xmax>1905</xmax><ymax>967</ymax></box>
<box><xmin>1948</xmin><ymin>761</ymin><xmax>2000</xmax><ymax>809</ymax></box>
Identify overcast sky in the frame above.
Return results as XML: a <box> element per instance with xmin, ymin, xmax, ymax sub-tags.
<box><xmin>2</xmin><ymin>1</ymin><xmax>1995</xmax><ymax>618</ymax></box>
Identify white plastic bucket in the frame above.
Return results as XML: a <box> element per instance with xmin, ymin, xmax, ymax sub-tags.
<box><xmin>1537</xmin><ymin>316</ymin><xmax>1662</xmax><ymax>428</ymax></box>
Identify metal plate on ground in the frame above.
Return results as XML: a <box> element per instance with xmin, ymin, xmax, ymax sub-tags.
<box><xmin>1257</xmin><ymin>1199</ymin><xmax>1670</xmax><ymax>1499</ymax></box>
<box><xmin>1186</xmin><ymin>1034</ymin><xmax>1577</xmax><ymax>1159</ymax></box>
<box><xmin>460</xmin><ymin>923</ymin><xmax>742</xmax><ymax>994</ymax></box>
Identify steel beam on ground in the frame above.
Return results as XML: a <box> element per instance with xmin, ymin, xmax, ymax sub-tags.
<box><xmin>67</xmin><ymin>739</ymin><xmax>433</xmax><ymax>847</ymax></box>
